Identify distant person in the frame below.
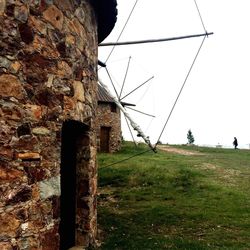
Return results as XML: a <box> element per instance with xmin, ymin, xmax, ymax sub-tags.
<box><xmin>233</xmin><ymin>137</ymin><xmax>238</xmax><ymax>149</ymax></box>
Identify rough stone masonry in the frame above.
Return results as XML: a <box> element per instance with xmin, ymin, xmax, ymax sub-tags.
<box><xmin>0</xmin><ymin>0</ymin><xmax>117</xmax><ymax>249</ymax></box>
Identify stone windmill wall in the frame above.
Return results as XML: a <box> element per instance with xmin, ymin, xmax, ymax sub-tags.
<box><xmin>96</xmin><ymin>84</ymin><xmax>122</xmax><ymax>153</ymax></box>
<box><xmin>0</xmin><ymin>0</ymin><xmax>117</xmax><ymax>249</ymax></box>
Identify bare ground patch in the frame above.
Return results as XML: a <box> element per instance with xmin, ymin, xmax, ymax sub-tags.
<box><xmin>157</xmin><ymin>145</ymin><xmax>205</xmax><ymax>156</ymax></box>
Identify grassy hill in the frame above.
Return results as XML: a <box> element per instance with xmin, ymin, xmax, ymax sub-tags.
<box><xmin>96</xmin><ymin>142</ymin><xmax>250</xmax><ymax>249</ymax></box>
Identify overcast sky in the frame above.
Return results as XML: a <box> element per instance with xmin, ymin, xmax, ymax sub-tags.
<box><xmin>98</xmin><ymin>0</ymin><xmax>250</xmax><ymax>149</ymax></box>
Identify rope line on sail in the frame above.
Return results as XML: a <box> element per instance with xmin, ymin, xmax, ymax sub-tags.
<box><xmin>119</xmin><ymin>56</ymin><xmax>132</xmax><ymax>99</ymax></box>
<box><xmin>126</xmin><ymin>106</ymin><xmax>155</xmax><ymax>118</ymax></box>
<box><xmin>120</xmin><ymin>76</ymin><xmax>154</xmax><ymax>101</ymax></box>
<box><xmin>99</xmin><ymin>149</ymin><xmax>152</xmax><ymax>168</ymax></box>
<box><xmin>105</xmin><ymin>67</ymin><xmax>120</xmax><ymax>99</ymax></box>
<box><xmin>154</xmin><ymin>35</ymin><xmax>207</xmax><ymax>149</ymax></box>
<box><xmin>104</xmin><ymin>0</ymin><xmax>139</xmax><ymax>64</ymax></box>
<box><xmin>136</xmin><ymin>77</ymin><xmax>153</xmax><ymax>105</ymax></box>
<box><xmin>194</xmin><ymin>0</ymin><xmax>207</xmax><ymax>34</ymax></box>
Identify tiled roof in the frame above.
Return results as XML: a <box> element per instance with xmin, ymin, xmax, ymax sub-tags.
<box><xmin>97</xmin><ymin>84</ymin><xmax>135</xmax><ymax>106</ymax></box>
<box><xmin>97</xmin><ymin>84</ymin><xmax>115</xmax><ymax>103</ymax></box>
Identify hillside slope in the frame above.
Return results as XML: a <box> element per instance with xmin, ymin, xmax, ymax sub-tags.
<box><xmin>97</xmin><ymin>142</ymin><xmax>250</xmax><ymax>249</ymax></box>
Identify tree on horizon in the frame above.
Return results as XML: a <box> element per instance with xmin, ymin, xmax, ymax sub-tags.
<box><xmin>187</xmin><ymin>129</ymin><xmax>195</xmax><ymax>144</ymax></box>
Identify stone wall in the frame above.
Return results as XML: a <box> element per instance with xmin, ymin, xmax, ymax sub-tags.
<box><xmin>0</xmin><ymin>0</ymin><xmax>98</xmax><ymax>249</ymax></box>
<box><xmin>96</xmin><ymin>102</ymin><xmax>121</xmax><ymax>153</ymax></box>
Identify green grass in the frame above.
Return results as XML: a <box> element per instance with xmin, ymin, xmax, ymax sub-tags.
<box><xmin>96</xmin><ymin>142</ymin><xmax>250</xmax><ymax>249</ymax></box>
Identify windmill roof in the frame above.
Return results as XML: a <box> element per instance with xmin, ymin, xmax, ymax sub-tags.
<box><xmin>91</xmin><ymin>0</ymin><xmax>118</xmax><ymax>43</ymax></box>
<box><xmin>97</xmin><ymin>84</ymin><xmax>114</xmax><ymax>103</ymax></box>
<box><xmin>97</xmin><ymin>84</ymin><xmax>135</xmax><ymax>107</ymax></box>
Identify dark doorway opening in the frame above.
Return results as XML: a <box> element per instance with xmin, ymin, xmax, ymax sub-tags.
<box><xmin>100</xmin><ymin>126</ymin><xmax>111</xmax><ymax>152</ymax></box>
<box><xmin>60</xmin><ymin>120</ymin><xmax>89</xmax><ymax>250</ymax></box>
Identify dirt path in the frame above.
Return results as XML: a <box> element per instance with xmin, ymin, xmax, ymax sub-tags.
<box><xmin>157</xmin><ymin>145</ymin><xmax>205</xmax><ymax>156</ymax></box>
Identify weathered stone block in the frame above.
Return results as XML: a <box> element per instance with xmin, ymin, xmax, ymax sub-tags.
<box><xmin>73</xmin><ymin>80</ymin><xmax>85</xmax><ymax>102</ymax></box>
<box><xmin>32</xmin><ymin>127</ymin><xmax>50</xmax><ymax>135</ymax></box>
<box><xmin>51</xmin><ymin>80</ymin><xmax>71</xmax><ymax>97</ymax></box>
<box><xmin>10</xmin><ymin>61</ymin><xmax>21</xmax><ymax>73</ymax></box>
<box><xmin>63</xmin><ymin>96</ymin><xmax>76</xmax><ymax>118</ymax></box>
<box><xmin>68</xmin><ymin>18</ymin><xmax>86</xmax><ymax>39</ymax></box>
<box><xmin>0</xmin><ymin>166</ymin><xmax>23</xmax><ymax>184</ymax></box>
<box><xmin>0</xmin><ymin>213</ymin><xmax>20</xmax><ymax>237</ymax></box>
<box><xmin>54</xmin><ymin>0</ymin><xmax>73</xmax><ymax>13</ymax></box>
<box><xmin>30</xmin><ymin>35</ymin><xmax>60</xmax><ymax>59</ymax></box>
<box><xmin>0</xmin><ymin>74</ymin><xmax>25</xmax><ymax>100</ymax></box>
<box><xmin>57</xmin><ymin>60</ymin><xmax>73</xmax><ymax>78</ymax></box>
<box><xmin>75</xmin><ymin>7</ymin><xmax>85</xmax><ymax>25</ymax></box>
<box><xmin>16</xmin><ymin>152</ymin><xmax>41</xmax><ymax>161</ymax></box>
<box><xmin>14</xmin><ymin>5</ymin><xmax>29</xmax><ymax>23</ymax></box>
<box><xmin>10</xmin><ymin>136</ymin><xmax>39</xmax><ymax>151</ymax></box>
<box><xmin>29</xmin><ymin>15</ymin><xmax>47</xmax><ymax>35</ymax></box>
<box><xmin>34</xmin><ymin>88</ymin><xmax>63</xmax><ymax>108</ymax></box>
<box><xmin>24</xmin><ymin>166</ymin><xmax>48</xmax><ymax>184</ymax></box>
<box><xmin>0</xmin><ymin>101</ymin><xmax>24</xmax><ymax>121</ymax></box>
<box><xmin>44</xmin><ymin>74</ymin><xmax>53</xmax><ymax>88</ymax></box>
<box><xmin>65</xmin><ymin>34</ymin><xmax>75</xmax><ymax>45</ymax></box>
<box><xmin>43</xmin><ymin>5</ymin><xmax>64</xmax><ymax>30</ymax></box>
<box><xmin>45</xmin><ymin>105</ymin><xmax>63</xmax><ymax>121</ymax></box>
<box><xmin>68</xmin><ymin>247</ymin><xmax>85</xmax><ymax>250</ymax></box>
<box><xmin>0</xmin><ymin>145</ymin><xmax>13</xmax><ymax>160</ymax></box>
<box><xmin>0</xmin><ymin>122</ymin><xmax>15</xmax><ymax>143</ymax></box>
<box><xmin>0</xmin><ymin>242</ymin><xmax>12</xmax><ymax>250</ymax></box>
<box><xmin>40</xmin><ymin>143</ymin><xmax>59</xmax><ymax>161</ymax></box>
<box><xmin>0</xmin><ymin>56</ymin><xmax>11</xmax><ymax>69</ymax></box>
<box><xmin>39</xmin><ymin>175</ymin><xmax>60</xmax><ymax>199</ymax></box>
<box><xmin>24</xmin><ymin>104</ymin><xmax>42</xmax><ymax>120</ymax></box>
<box><xmin>0</xmin><ymin>0</ymin><xmax>6</xmax><ymax>15</ymax></box>
<box><xmin>39</xmin><ymin>225</ymin><xmax>59</xmax><ymax>250</ymax></box>
<box><xmin>17</xmin><ymin>236</ymin><xmax>40</xmax><ymax>250</ymax></box>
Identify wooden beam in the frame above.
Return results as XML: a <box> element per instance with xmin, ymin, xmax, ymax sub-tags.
<box><xmin>99</xmin><ymin>32</ymin><xmax>213</xmax><ymax>46</ymax></box>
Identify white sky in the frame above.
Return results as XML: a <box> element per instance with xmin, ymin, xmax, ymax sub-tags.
<box><xmin>98</xmin><ymin>0</ymin><xmax>250</xmax><ymax>149</ymax></box>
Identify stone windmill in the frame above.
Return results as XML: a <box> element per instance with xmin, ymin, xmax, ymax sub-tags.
<box><xmin>0</xmin><ymin>0</ymin><xmax>117</xmax><ymax>249</ymax></box>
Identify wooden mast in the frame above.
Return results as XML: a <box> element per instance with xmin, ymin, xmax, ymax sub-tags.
<box><xmin>99</xmin><ymin>32</ymin><xmax>213</xmax><ymax>47</ymax></box>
